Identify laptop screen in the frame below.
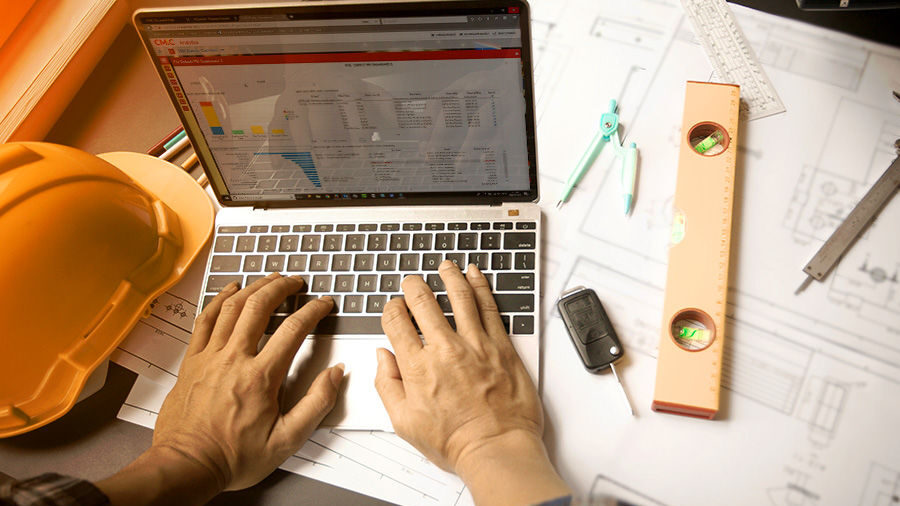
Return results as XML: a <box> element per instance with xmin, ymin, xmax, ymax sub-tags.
<box><xmin>134</xmin><ymin>1</ymin><xmax>537</xmax><ymax>207</ymax></box>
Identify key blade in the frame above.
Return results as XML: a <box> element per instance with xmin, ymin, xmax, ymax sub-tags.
<box><xmin>610</xmin><ymin>363</ymin><xmax>635</xmax><ymax>417</ymax></box>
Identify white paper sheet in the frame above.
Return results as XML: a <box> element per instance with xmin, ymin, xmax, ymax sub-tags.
<box><xmin>113</xmin><ymin>1</ymin><xmax>900</xmax><ymax>504</ymax></box>
<box><xmin>533</xmin><ymin>1</ymin><xmax>900</xmax><ymax>504</ymax></box>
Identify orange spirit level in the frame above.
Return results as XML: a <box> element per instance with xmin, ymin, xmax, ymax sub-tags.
<box><xmin>651</xmin><ymin>81</ymin><xmax>740</xmax><ymax>419</ymax></box>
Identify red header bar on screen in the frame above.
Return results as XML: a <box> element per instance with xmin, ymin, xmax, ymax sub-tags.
<box><xmin>171</xmin><ymin>49</ymin><xmax>520</xmax><ymax>66</ymax></box>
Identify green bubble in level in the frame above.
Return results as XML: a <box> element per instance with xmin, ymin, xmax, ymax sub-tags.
<box><xmin>693</xmin><ymin>131</ymin><xmax>724</xmax><ymax>154</ymax></box>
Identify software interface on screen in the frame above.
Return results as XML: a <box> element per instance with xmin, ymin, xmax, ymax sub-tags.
<box><xmin>139</xmin><ymin>8</ymin><xmax>532</xmax><ymax>202</ymax></box>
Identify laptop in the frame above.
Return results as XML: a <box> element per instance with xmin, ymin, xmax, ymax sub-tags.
<box><xmin>133</xmin><ymin>0</ymin><xmax>541</xmax><ymax>430</ymax></box>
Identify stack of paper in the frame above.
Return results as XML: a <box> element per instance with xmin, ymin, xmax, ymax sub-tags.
<box><xmin>0</xmin><ymin>0</ymin><xmax>127</xmax><ymax>142</ymax></box>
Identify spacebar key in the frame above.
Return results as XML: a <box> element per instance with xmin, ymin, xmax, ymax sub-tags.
<box><xmin>313</xmin><ymin>316</ymin><xmax>384</xmax><ymax>335</ymax></box>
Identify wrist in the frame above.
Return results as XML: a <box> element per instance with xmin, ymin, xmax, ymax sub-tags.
<box><xmin>455</xmin><ymin>430</ymin><xmax>570</xmax><ymax>506</ymax></box>
<box><xmin>96</xmin><ymin>445</ymin><xmax>222</xmax><ymax>506</ymax></box>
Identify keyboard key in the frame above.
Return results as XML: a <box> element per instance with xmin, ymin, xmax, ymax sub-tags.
<box><xmin>359</xmin><ymin>224</ymin><xmax>377</xmax><ymax>231</ymax></box>
<box><xmin>412</xmin><ymin>233</ymin><xmax>432</xmax><ymax>250</ymax></box>
<box><xmin>390</xmin><ymin>234</ymin><xmax>410</xmax><ymax>251</ymax></box>
<box><xmin>445</xmin><ymin>253</ymin><xmax>465</xmax><ymax>267</ymax></box>
<box><xmin>435</xmin><ymin>233</ymin><xmax>454</xmax><ymax>250</ymax></box>
<box><xmin>301</xmin><ymin>235</ymin><xmax>321</xmax><ymax>251</ymax></box>
<box><xmin>309</xmin><ymin>255</ymin><xmax>329</xmax><ymax>271</ymax></box>
<box><xmin>207</xmin><ymin>275</ymin><xmax>242</xmax><ymax>292</ymax></box>
<box><xmin>399</xmin><ymin>253</ymin><xmax>420</xmax><ymax>271</ymax></box>
<box><xmin>367</xmin><ymin>234</ymin><xmax>387</xmax><ymax>251</ymax></box>
<box><xmin>367</xmin><ymin>295</ymin><xmax>387</xmax><ymax>313</ymax></box>
<box><xmin>458</xmin><ymin>233</ymin><xmax>477</xmax><ymax>250</ymax></box>
<box><xmin>202</xmin><ymin>295</ymin><xmax>215</xmax><ymax>310</ymax></box>
<box><xmin>422</xmin><ymin>253</ymin><xmax>442</xmax><ymax>270</ymax></box>
<box><xmin>210</xmin><ymin>255</ymin><xmax>241</xmax><ymax>272</ymax></box>
<box><xmin>469</xmin><ymin>252</ymin><xmax>489</xmax><ymax>270</ymax></box>
<box><xmin>346</xmin><ymin>234</ymin><xmax>365</xmax><ymax>251</ymax></box>
<box><xmin>295</xmin><ymin>275</ymin><xmax>310</xmax><ymax>292</ymax></box>
<box><xmin>515</xmin><ymin>252</ymin><xmax>535</xmax><ymax>270</ymax></box>
<box><xmin>501</xmin><ymin>315</ymin><xmax>510</xmax><ymax>333</ymax></box>
<box><xmin>314</xmin><ymin>224</ymin><xmax>333</xmax><ymax>232</ymax></box>
<box><xmin>481</xmin><ymin>233</ymin><xmax>501</xmax><ymax>249</ymax></box>
<box><xmin>426</xmin><ymin>274</ymin><xmax>445</xmax><ymax>292</ymax></box>
<box><xmin>494</xmin><ymin>294</ymin><xmax>534</xmax><ymax>312</ymax></box>
<box><xmin>448</xmin><ymin>223</ymin><xmax>467</xmax><ymax>230</ymax></box>
<box><xmin>311</xmin><ymin>275</ymin><xmax>332</xmax><ymax>292</ymax></box>
<box><xmin>218</xmin><ymin>226</ymin><xmax>247</xmax><ymax>233</ymax></box>
<box><xmin>470</xmin><ymin>222</ymin><xmax>490</xmax><ymax>230</ymax></box>
<box><xmin>380</xmin><ymin>223</ymin><xmax>400</xmax><ymax>231</ymax></box>
<box><xmin>493</xmin><ymin>222</ymin><xmax>514</xmax><ymax>230</ymax></box>
<box><xmin>334</xmin><ymin>275</ymin><xmax>354</xmax><ymax>292</ymax></box>
<box><xmin>246</xmin><ymin>275</ymin><xmax>266</xmax><ymax>286</ymax></box>
<box><xmin>516</xmin><ymin>222</ymin><xmax>537</xmax><ymax>230</ymax></box>
<box><xmin>266</xmin><ymin>315</ymin><xmax>287</xmax><ymax>335</ymax></box>
<box><xmin>293</xmin><ymin>225</ymin><xmax>311</xmax><ymax>232</ymax></box>
<box><xmin>214</xmin><ymin>236</ymin><xmax>235</xmax><ymax>252</ymax></box>
<box><xmin>380</xmin><ymin>274</ymin><xmax>401</xmax><ymax>292</ymax></box>
<box><xmin>250</xmin><ymin>225</ymin><xmax>268</xmax><ymax>233</ymax></box>
<box><xmin>377</xmin><ymin>254</ymin><xmax>397</xmax><ymax>271</ymax></box>
<box><xmin>323</xmin><ymin>235</ymin><xmax>343</xmax><ymax>251</ymax></box>
<box><xmin>236</xmin><ymin>236</ymin><xmax>256</xmax><ymax>252</ymax></box>
<box><xmin>343</xmin><ymin>295</ymin><xmax>364</xmax><ymax>313</ymax></box>
<box><xmin>512</xmin><ymin>315</ymin><xmax>534</xmax><ymax>334</ymax></box>
<box><xmin>496</xmin><ymin>273</ymin><xmax>535</xmax><ymax>291</ymax></box>
<box><xmin>272</xmin><ymin>225</ymin><xmax>290</xmax><ymax>233</ymax></box>
<box><xmin>491</xmin><ymin>252</ymin><xmax>511</xmax><ymax>270</ymax></box>
<box><xmin>328</xmin><ymin>295</ymin><xmax>341</xmax><ymax>313</ymax></box>
<box><xmin>313</xmin><ymin>316</ymin><xmax>383</xmax><ymax>335</ymax></box>
<box><xmin>503</xmin><ymin>232</ymin><xmax>536</xmax><ymax>249</ymax></box>
<box><xmin>445</xmin><ymin>316</ymin><xmax>457</xmax><ymax>331</ymax></box>
<box><xmin>331</xmin><ymin>254</ymin><xmax>352</xmax><ymax>271</ymax></box>
<box><xmin>258</xmin><ymin>235</ymin><xmax>277</xmax><ymax>252</ymax></box>
<box><xmin>287</xmin><ymin>254</ymin><xmax>307</xmax><ymax>271</ymax></box>
<box><xmin>357</xmin><ymin>274</ymin><xmax>378</xmax><ymax>292</ymax></box>
<box><xmin>275</xmin><ymin>295</ymin><xmax>296</xmax><ymax>314</ymax></box>
<box><xmin>243</xmin><ymin>255</ymin><xmax>264</xmax><ymax>272</ymax></box>
<box><xmin>484</xmin><ymin>273</ymin><xmax>494</xmax><ymax>290</ymax></box>
<box><xmin>425</xmin><ymin>223</ymin><xmax>444</xmax><ymax>230</ymax></box>
<box><xmin>336</xmin><ymin>224</ymin><xmax>355</xmax><ymax>232</ymax></box>
<box><xmin>265</xmin><ymin>255</ymin><xmax>285</xmax><ymax>272</ymax></box>
<box><xmin>279</xmin><ymin>235</ymin><xmax>299</xmax><ymax>252</ymax></box>
<box><xmin>402</xmin><ymin>223</ymin><xmax>423</xmax><ymax>231</ymax></box>
<box><xmin>436</xmin><ymin>294</ymin><xmax>452</xmax><ymax>312</ymax></box>
<box><xmin>354</xmin><ymin>254</ymin><xmax>374</xmax><ymax>271</ymax></box>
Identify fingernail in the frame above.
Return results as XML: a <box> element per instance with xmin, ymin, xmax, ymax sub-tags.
<box><xmin>330</xmin><ymin>363</ymin><xmax>345</xmax><ymax>388</ymax></box>
<box><xmin>320</xmin><ymin>295</ymin><xmax>334</xmax><ymax>305</ymax></box>
<box><xmin>290</xmin><ymin>275</ymin><xmax>305</xmax><ymax>285</ymax></box>
<box><xmin>467</xmin><ymin>264</ymin><xmax>483</xmax><ymax>277</ymax></box>
<box><xmin>266</xmin><ymin>272</ymin><xmax>281</xmax><ymax>279</ymax></box>
<box><xmin>224</xmin><ymin>281</ymin><xmax>240</xmax><ymax>292</ymax></box>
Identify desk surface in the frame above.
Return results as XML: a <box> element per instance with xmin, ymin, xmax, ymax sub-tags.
<box><xmin>2</xmin><ymin>1</ymin><xmax>899</xmax><ymax>505</ymax></box>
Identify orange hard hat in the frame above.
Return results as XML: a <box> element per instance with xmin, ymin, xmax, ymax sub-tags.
<box><xmin>0</xmin><ymin>142</ymin><xmax>213</xmax><ymax>437</ymax></box>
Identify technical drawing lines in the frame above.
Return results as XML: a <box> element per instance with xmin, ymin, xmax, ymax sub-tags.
<box><xmin>767</xmin><ymin>468</ymin><xmax>821</xmax><ymax>506</ymax></box>
<box><xmin>589</xmin><ymin>474</ymin><xmax>668</xmax><ymax>506</ymax></box>
<box><xmin>795</xmin><ymin>377</ymin><xmax>848</xmax><ymax>448</ymax></box>
<box><xmin>859</xmin><ymin>462</ymin><xmax>900</xmax><ymax>505</ymax></box>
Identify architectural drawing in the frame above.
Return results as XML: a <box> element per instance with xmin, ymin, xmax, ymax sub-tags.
<box><xmin>859</xmin><ymin>463</ymin><xmax>900</xmax><ymax>506</ymax></box>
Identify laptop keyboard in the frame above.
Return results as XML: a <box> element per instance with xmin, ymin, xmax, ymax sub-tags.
<box><xmin>203</xmin><ymin>221</ymin><xmax>538</xmax><ymax>336</ymax></box>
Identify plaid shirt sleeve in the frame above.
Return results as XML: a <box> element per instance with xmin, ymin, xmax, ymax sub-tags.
<box><xmin>0</xmin><ymin>473</ymin><xmax>109</xmax><ymax>506</ymax></box>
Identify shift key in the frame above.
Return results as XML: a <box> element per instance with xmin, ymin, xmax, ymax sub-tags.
<box><xmin>494</xmin><ymin>294</ymin><xmax>534</xmax><ymax>312</ymax></box>
<box><xmin>496</xmin><ymin>273</ymin><xmax>535</xmax><ymax>291</ymax></box>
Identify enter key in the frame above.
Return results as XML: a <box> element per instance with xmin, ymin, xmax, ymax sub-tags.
<box><xmin>496</xmin><ymin>273</ymin><xmax>535</xmax><ymax>291</ymax></box>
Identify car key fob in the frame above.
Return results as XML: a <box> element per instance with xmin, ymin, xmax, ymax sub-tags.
<box><xmin>557</xmin><ymin>286</ymin><xmax>624</xmax><ymax>372</ymax></box>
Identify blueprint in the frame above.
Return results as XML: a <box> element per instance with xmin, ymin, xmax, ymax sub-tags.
<box><xmin>112</xmin><ymin>1</ymin><xmax>900</xmax><ymax>504</ymax></box>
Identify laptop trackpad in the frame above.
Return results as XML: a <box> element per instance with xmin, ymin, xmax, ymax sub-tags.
<box><xmin>279</xmin><ymin>336</ymin><xmax>394</xmax><ymax>431</ymax></box>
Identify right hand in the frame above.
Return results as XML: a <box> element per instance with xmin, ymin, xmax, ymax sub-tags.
<box><xmin>374</xmin><ymin>260</ymin><xmax>544</xmax><ymax>473</ymax></box>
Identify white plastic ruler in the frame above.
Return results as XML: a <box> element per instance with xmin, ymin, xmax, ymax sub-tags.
<box><xmin>681</xmin><ymin>0</ymin><xmax>786</xmax><ymax>120</ymax></box>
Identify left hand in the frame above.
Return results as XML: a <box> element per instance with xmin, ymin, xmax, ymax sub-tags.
<box><xmin>153</xmin><ymin>273</ymin><xmax>344</xmax><ymax>491</ymax></box>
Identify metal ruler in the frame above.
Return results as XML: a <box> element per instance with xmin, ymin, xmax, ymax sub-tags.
<box><xmin>681</xmin><ymin>0</ymin><xmax>786</xmax><ymax>121</ymax></box>
<box><xmin>797</xmin><ymin>141</ymin><xmax>900</xmax><ymax>292</ymax></box>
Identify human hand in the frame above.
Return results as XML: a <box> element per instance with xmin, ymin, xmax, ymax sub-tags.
<box><xmin>153</xmin><ymin>273</ymin><xmax>344</xmax><ymax>491</ymax></box>
<box><xmin>375</xmin><ymin>261</ymin><xmax>569</xmax><ymax>504</ymax></box>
